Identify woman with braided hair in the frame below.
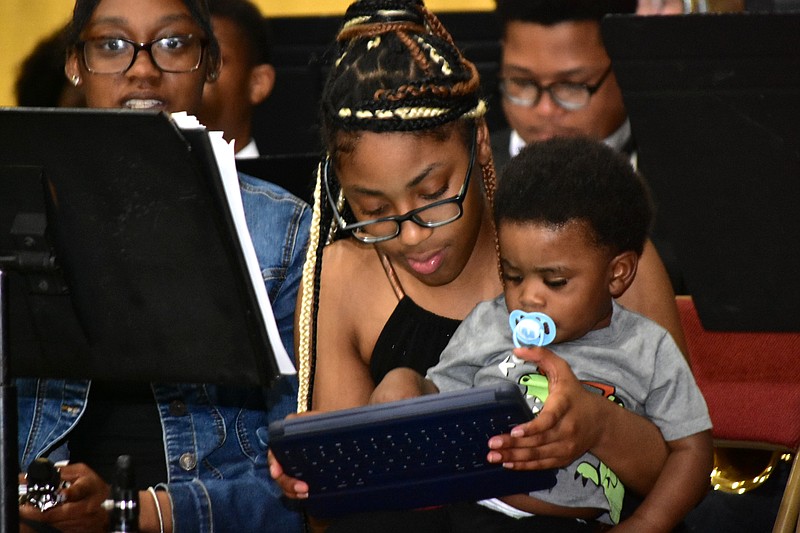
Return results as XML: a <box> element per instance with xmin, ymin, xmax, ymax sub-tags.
<box><xmin>270</xmin><ymin>0</ymin><xmax>684</xmax><ymax>530</ymax></box>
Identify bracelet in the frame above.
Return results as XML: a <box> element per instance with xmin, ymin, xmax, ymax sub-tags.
<box><xmin>147</xmin><ymin>487</ymin><xmax>165</xmax><ymax>533</ymax></box>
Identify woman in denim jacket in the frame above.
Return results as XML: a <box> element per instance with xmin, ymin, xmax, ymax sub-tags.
<box><xmin>16</xmin><ymin>0</ymin><xmax>309</xmax><ymax>532</ymax></box>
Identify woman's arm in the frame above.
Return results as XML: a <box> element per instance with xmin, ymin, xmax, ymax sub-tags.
<box><xmin>311</xmin><ymin>243</ymin><xmax>386</xmax><ymax>411</ymax></box>
<box><xmin>615</xmin><ymin>431</ymin><xmax>714</xmax><ymax>532</ymax></box>
<box><xmin>274</xmin><ymin>242</ymin><xmax>392</xmax><ymax>498</ymax></box>
<box><xmin>590</xmin><ymin>389</ymin><xmax>670</xmax><ymax>495</ymax></box>
<box><xmin>617</xmin><ymin>240</ymin><xmax>687</xmax><ymax>355</ymax></box>
<box><xmin>487</xmin><ymin>347</ymin><xmax>669</xmax><ymax>496</ymax></box>
<box><xmin>370</xmin><ymin>367</ymin><xmax>440</xmax><ymax>404</ymax></box>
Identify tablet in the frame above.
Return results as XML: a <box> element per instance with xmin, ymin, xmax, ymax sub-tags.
<box><xmin>269</xmin><ymin>382</ymin><xmax>557</xmax><ymax>517</ymax></box>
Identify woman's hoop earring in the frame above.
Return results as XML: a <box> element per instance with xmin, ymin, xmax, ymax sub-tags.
<box><xmin>70</xmin><ymin>75</ymin><xmax>80</xmax><ymax>87</ymax></box>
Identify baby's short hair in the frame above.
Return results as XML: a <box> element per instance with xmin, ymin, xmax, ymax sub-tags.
<box><xmin>494</xmin><ymin>136</ymin><xmax>653</xmax><ymax>256</ymax></box>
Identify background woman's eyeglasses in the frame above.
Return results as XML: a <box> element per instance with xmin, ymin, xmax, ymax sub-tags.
<box><xmin>498</xmin><ymin>64</ymin><xmax>613</xmax><ymax>111</ymax></box>
<box><xmin>78</xmin><ymin>35</ymin><xmax>207</xmax><ymax>74</ymax></box>
<box><xmin>324</xmin><ymin>127</ymin><xmax>477</xmax><ymax>244</ymax></box>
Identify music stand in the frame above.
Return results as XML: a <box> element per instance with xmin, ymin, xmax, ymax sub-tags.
<box><xmin>0</xmin><ymin>108</ymin><xmax>295</xmax><ymax>530</ymax></box>
<box><xmin>601</xmin><ymin>12</ymin><xmax>800</xmax><ymax>332</ymax></box>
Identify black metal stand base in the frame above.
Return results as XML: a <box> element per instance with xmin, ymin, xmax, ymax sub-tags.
<box><xmin>1</xmin><ymin>271</ymin><xmax>20</xmax><ymax>532</ymax></box>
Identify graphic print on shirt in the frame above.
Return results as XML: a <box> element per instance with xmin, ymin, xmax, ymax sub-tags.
<box><xmin>499</xmin><ymin>354</ymin><xmax>626</xmax><ymax>524</ymax></box>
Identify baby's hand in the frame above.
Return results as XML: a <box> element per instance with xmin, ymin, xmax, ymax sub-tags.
<box><xmin>486</xmin><ymin>347</ymin><xmax>601</xmax><ymax>470</ymax></box>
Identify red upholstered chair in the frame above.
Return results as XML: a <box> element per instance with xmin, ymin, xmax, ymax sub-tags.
<box><xmin>676</xmin><ymin>296</ymin><xmax>800</xmax><ymax>533</ymax></box>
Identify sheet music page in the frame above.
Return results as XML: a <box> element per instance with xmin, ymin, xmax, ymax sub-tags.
<box><xmin>170</xmin><ymin>112</ymin><xmax>296</xmax><ymax>375</ymax></box>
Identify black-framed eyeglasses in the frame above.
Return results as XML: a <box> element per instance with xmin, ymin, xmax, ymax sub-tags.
<box><xmin>79</xmin><ymin>35</ymin><xmax>207</xmax><ymax>74</ymax></box>
<box><xmin>324</xmin><ymin>127</ymin><xmax>477</xmax><ymax>244</ymax></box>
<box><xmin>499</xmin><ymin>64</ymin><xmax>613</xmax><ymax>111</ymax></box>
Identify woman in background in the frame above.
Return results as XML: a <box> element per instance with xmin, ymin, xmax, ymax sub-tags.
<box><xmin>17</xmin><ymin>0</ymin><xmax>309</xmax><ymax>531</ymax></box>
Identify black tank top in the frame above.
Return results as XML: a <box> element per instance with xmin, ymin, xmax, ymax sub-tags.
<box><xmin>368</xmin><ymin>252</ymin><xmax>462</xmax><ymax>384</ymax></box>
<box><xmin>369</xmin><ymin>296</ymin><xmax>461</xmax><ymax>384</ymax></box>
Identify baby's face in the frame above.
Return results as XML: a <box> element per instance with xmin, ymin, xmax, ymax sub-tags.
<box><xmin>499</xmin><ymin>220</ymin><xmax>615</xmax><ymax>344</ymax></box>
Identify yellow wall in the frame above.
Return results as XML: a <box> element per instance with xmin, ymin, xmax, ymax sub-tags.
<box><xmin>0</xmin><ymin>0</ymin><xmax>494</xmax><ymax>106</ymax></box>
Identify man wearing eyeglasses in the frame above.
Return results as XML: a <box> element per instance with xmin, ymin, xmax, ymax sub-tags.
<box><xmin>490</xmin><ymin>0</ymin><xmax>689</xmax><ymax>295</ymax></box>
<box><xmin>491</xmin><ymin>0</ymin><xmax>636</xmax><ymax>171</ymax></box>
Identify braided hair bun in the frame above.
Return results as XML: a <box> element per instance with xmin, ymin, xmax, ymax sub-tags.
<box><xmin>322</xmin><ymin>0</ymin><xmax>484</xmax><ymax>138</ymax></box>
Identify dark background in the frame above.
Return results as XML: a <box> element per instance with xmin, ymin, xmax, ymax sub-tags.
<box><xmin>252</xmin><ymin>11</ymin><xmax>507</xmax><ymax>158</ymax></box>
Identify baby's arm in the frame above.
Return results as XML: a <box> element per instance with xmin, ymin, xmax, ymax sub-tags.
<box><xmin>615</xmin><ymin>430</ymin><xmax>713</xmax><ymax>532</ymax></box>
<box><xmin>369</xmin><ymin>367</ymin><xmax>440</xmax><ymax>404</ymax></box>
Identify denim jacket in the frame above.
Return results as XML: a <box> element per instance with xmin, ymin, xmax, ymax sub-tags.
<box><xmin>17</xmin><ymin>175</ymin><xmax>310</xmax><ymax>532</ymax></box>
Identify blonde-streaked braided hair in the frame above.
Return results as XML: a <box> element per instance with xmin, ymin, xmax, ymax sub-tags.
<box><xmin>296</xmin><ymin>0</ymin><xmax>497</xmax><ymax>412</ymax></box>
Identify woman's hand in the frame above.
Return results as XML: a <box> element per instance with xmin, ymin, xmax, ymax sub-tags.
<box><xmin>268</xmin><ymin>448</ymin><xmax>309</xmax><ymax>499</ymax></box>
<box><xmin>19</xmin><ymin>463</ymin><xmax>110</xmax><ymax>533</ymax></box>
<box><xmin>267</xmin><ymin>409</ymin><xmax>330</xmax><ymax>500</ymax></box>
<box><xmin>268</xmin><ymin>411</ymin><xmax>312</xmax><ymax>503</ymax></box>
<box><xmin>486</xmin><ymin>347</ymin><xmax>603</xmax><ymax>470</ymax></box>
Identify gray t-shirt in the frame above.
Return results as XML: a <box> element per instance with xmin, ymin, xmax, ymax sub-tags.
<box><xmin>427</xmin><ymin>296</ymin><xmax>712</xmax><ymax>524</ymax></box>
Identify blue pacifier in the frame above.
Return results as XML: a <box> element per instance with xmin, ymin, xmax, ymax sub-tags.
<box><xmin>509</xmin><ymin>310</ymin><xmax>557</xmax><ymax>348</ymax></box>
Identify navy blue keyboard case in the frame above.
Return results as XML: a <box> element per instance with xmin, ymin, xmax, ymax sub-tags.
<box><xmin>268</xmin><ymin>383</ymin><xmax>557</xmax><ymax>517</ymax></box>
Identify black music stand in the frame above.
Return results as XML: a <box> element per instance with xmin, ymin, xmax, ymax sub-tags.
<box><xmin>601</xmin><ymin>12</ymin><xmax>800</xmax><ymax>332</ymax></box>
<box><xmin>0</xmin><ymin>108</ymin><xmax>295</xmax><ymax>530</ymax></box>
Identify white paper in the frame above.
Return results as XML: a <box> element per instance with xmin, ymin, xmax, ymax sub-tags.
<box><xmin>170</xmin><ymin>112</ymin><xmax>296</xmax><ymax>375</ymax></box>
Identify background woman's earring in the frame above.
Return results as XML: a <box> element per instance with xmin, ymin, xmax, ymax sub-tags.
<box><xmin>70</xmin><ymin>75</ymin><xmax>80</xmax><ymax>86</ymax></box>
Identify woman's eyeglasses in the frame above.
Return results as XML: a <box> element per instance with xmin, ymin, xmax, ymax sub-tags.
<box><xmin>324</xmin><ymin>127</ymin><xmax>477</xmax><ymax>244</ymax></box>
<box><xmin>79</xmin><ymin>35</ymin><xmax>207</xmax><ymax>74</ymax></box>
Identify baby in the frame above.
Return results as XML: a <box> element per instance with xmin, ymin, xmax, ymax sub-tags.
<box><xmin>377</xmin><ymin>136</ymin><xmax>713</xmax><ymax>529</ymax></box>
